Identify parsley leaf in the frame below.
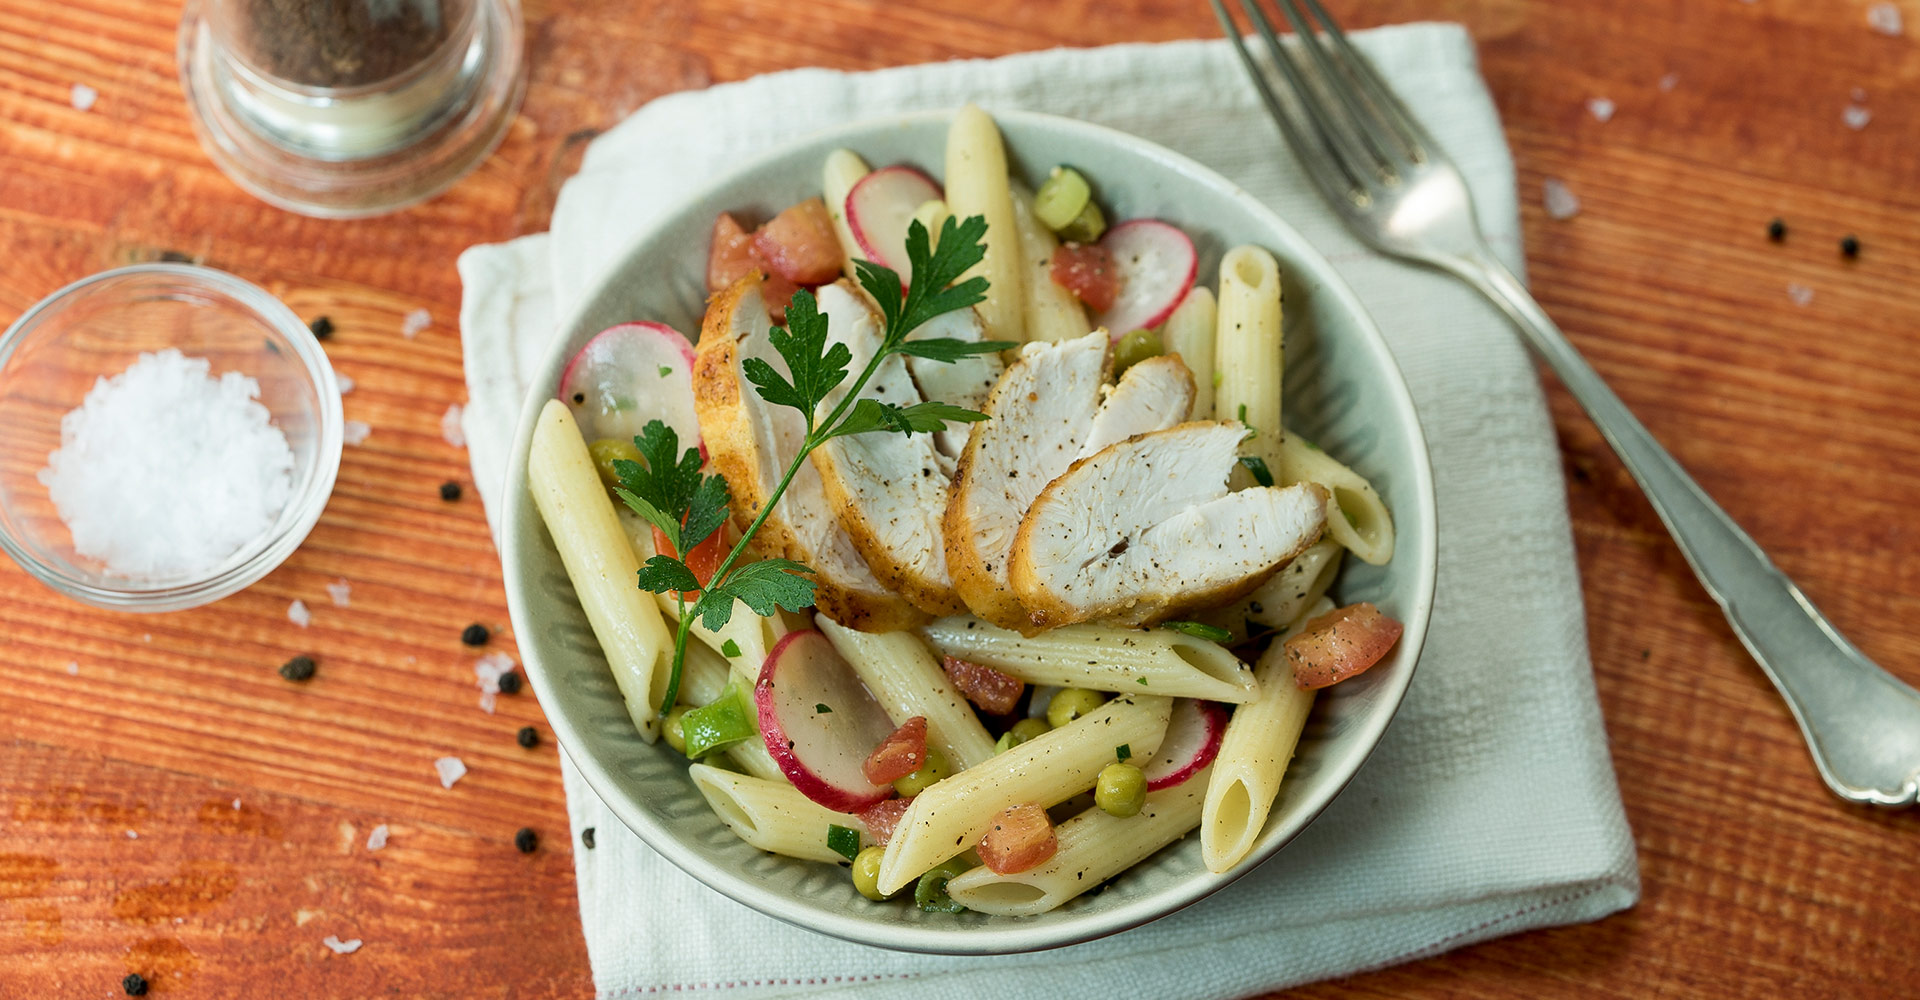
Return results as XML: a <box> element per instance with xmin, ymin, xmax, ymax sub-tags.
<box><xmin>1162</xmin><ymin>620</ymin><xmax>1233</xmax><ymax>642</ymax></box>
<box><xmin>636</xmin><ymin>555</ymin><xmax>701</xmax><ymax>595</ymax></box>
<box><xmin>746</xmin><ymin>290</ymin><xmax>851</xmax><ymax>426</ymax></box>
<box><xmin>698</xmin><ymin>558</ymin><xmax>816</xmax><ymax>631</ymax></box>
<box><xmin>612</xmin><ymin>420</ymin><xmax>718</xmax><ymax>553</ymax></box>
<box><xmin>1238</xmin><ymin>455</ymin><xmax>1275</xmax><ymax>487</ymax></box>
<box><xmin>828</xmin><ymin>398</ymin><xmax>990</xmax><ymax>439</ymax></box>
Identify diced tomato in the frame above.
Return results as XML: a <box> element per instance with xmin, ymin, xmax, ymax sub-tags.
<box><xmin>1050</xmin><ymin>243</ymin><xmax>1121</xmax><ymax>313</ymax></box>
<box><xmin>752</xmin><ymin>198</ymin><xmax>842</xmax><ymax>285</ymax></box>
<box><xmin>1285</xmin><ymin>602</ymin><xmax>1404</xmax><ymax>690</ymax></box>
<box><xmin>942</xmin><ymin>656</ymin><xmax>1023</xmax><ymax>715</ymax></box>
<box><xmin>977</xmin><ymin>802</ymin><xmax>1057</xmax><ymax>875</ymax></box>
<box><xmin>856</xmin><ymin>796</ymin><xmax>913</xmax><ymax>846</ymax></box>
<box><xmin>707</xmin><ymin>212</ymin><xmax>760</xmax><ymax>294</ymax></box>
<box><xmin>861</xmin><ymin>716</ymin><xmax>929</xmax><ymax>785</ymax></box>
<box><xmin>760</xmin><ymin>271</ymin><xmax>802</xmax><ymax>323</ymax></box>
<box><xmin>650</xmin><ymin>523</ymin><xmax>727</xmax><ymax>602</ymax></box>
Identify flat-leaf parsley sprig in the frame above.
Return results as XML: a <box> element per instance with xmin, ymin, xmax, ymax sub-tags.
<box><xmin>615</xmin><ymin>215</ymin><xmax>1014</xmax><ymax>717</ymax></box>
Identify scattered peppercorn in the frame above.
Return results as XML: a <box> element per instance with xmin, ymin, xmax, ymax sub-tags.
<box><xmin>1767</xmin><ymin>218</ymin><xmax>1786</xmax><ymax>241</ymax></box>
<box><xmin>123</xmin><ymin>973</ymin><xmax>149</xmax><ymax>996</ymax></box>
<box><xmin>460</xmin><ymin>623</ymin><xmax>489</xmax><ymax>646</ymax></box>
<box><xmin>1841</xmin><ymin>235</ymin><xmax>1860</xmax><ymax>258</ymax></box>
<box><xmin>497</xmin><ymin>671</ymin><xmax>522</xmax><ymax>695</ymax></box>
<box><xmin>516</xmin><ymin>726</ymin><xmax>538</xmax><ymax>749</ymax></box>
<box><xmin>514</xmin><ymin>827</ymin><xmax>538</xmax><ymax>853</ymax></box>
<box><xmin>439</xmin><ymin>480</ymin><xmax>463</xmax><ymax>501</ymax></box>
<box><xmin>309</xmin><ymin>315</ymin><xmax>334</xmax><ymax>339</ymax></box>
<box><xmin>581</xmin><ymin>827</ymin><xmax>596</xmax><ymax>849</ymax></box>
<box><xmin>278</xmin><ymin>655</ymin><xmax>317</xmax><ymax>682</ymax></box>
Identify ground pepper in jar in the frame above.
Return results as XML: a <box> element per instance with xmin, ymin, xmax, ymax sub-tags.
<box><xmin>236</xmin><ymin>0</ymin><xmax>451</xmax><ymax>89</ymax></box>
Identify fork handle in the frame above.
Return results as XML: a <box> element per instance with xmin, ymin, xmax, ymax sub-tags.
<box><xmin>1454</xmin><ymin>249</ymin><xmax>1920</xmax><ymax>807</ymax></box>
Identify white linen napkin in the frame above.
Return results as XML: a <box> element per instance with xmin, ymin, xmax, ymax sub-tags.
<box><xmin>457</xmin><ymin>23</ymin><xmax>1638</xmax><ymax>999</ymax></box>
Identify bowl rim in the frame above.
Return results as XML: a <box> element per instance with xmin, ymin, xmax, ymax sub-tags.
<box><xmin>0</xmin><ymin>262</ymin><xmax>343</xmax><ymax>612</ymax></box>
<box><xmin>502</xmin><ymin>107</ymin><xmax>1438</xmax><ymax>954</ymax></box>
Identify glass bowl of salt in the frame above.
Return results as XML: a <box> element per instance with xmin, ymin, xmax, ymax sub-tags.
<box><xmin>0</xmin><ymin>264</ymin><xmax>341</xmax><ymax>612</ymax></box>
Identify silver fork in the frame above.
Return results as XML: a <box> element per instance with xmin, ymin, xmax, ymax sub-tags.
<box><xmin>1213</xmin><ymin>0</ymin><xmax>1920</xmax><ymax>807</ymax></box>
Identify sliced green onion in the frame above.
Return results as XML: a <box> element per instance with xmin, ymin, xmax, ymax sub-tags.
<box><xmin>679</xmin><ymin>680</ymin><xmax>757</xmax><ymax>758</ymax></box>
<box><xmin>1162</xmin><ymin>620</ymin><xmax>1233</xmax><ymax>642</ymax></box>
<box><xmin>1238</xmin><ymin>455</ymin><xmax>1275</xmax><ymax>487</ymax></box>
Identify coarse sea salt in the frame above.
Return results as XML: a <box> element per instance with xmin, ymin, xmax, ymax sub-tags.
<box><xmin>38</xmin><ymin>349</ymin><xmax>295</xmax><ymax>579</ymax></box>
<box><xmin>70</xmin><ymin>83</ymin><xmax>97</xmax><ymax>111</ymax></box>
<box><xmin>366</xmin><ymin>823</ymin><xmax>389</xmax><ymax>850</ymax></box>
<box><xmin>1543</xmin><ymin>178</ymin><xmax>1581</xmax><ymax>220</ymax></box>
<box><xmin>326</xmin><ymin>579</ymin><xmax>351</xmax><ymax>607</ymax></box>
<box><xmin>1788</xmin><ymin>283</ymin><xmax>1815</xmax><ymax>307</ymax></box>
<box><xmin>401</xmin><ymin>308</ymin><xmax>431</xmax><ymax>338</ymax></box>
<box><xmin>440</xmin><ymin>403</ymin><xmax>466</xmax><ymax>448</ymax></box>
<box><xmin>343</xmin><ymin>420</ymin><xmax>372</xmax><ymax>446</ymax></box>
<box><xmin>1587</xmin><ymin>97</ymin><xmax>1615</xmax><ymax>122</ymax></box>
<box><xmin>1844</xmin><ymin>105</ymin><xmax>1872</xmax><ymax>130</ymax></box>
<box><xmin>475</xmin><ymin>651</ymin><xmax>516</xmax><ymax>713</ymax></box>
<box><xmin>322</xmin><ymin>936</ymin><xmax>362</xmax><ymax>955</ymax></box>
<box><xmin>336</xmin><ymin>374</ymin><xmax>355</xmax><ymax>395</ymax></box>
<box><xmin>433</xmin><ymin>755</ymin><xmax>467</xmax><ymax>789</ymax></box>
<box><xmin>288</xmin><ymin>599</ymin><xmax>312</xmax><ymax>627</ymax></box>
<box><xmin>1869</xmin><ymin>2</ymin><xmax>1903</xmax><ymax>35</ymax></box>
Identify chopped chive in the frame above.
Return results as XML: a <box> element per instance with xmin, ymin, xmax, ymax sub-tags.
<box><xmin>1136</xmin><ymin>677</ymin><xmax>1149</xmax><ymax>686</ymax></box>
<box><xmin>1116</xmin><ymin>743</ymin><xmax>1132</xmax><ymax>762</ymax></box>
<box><xmin>1236</xmin><ymin>403</ymin><xmax>1258</xmax><ymax>438</ymax></box>
<box><xmin>815</xmin><ymin>703</ymin><xmax>833</xmax><ymax>714</ymax></box>
<box><xmin>658</xmin><ymin>365</ymin><xmax>674</xmax><ymax>378</ymax></box>
<box><xmin>1238</xmin><ymin>455</ymin><xmax>1274</xmax><ymax>487</ymax></box>
<box><xmin>721</xmin><ymin>639</ymin><xmax>742</xmax><ymax>658</ymax></box>
<box><xmin>1162</xmin><ymin>620</ymin><xmax>1233</xmax><ymax>642</ymax></box>
<box><xmin>827</xmin><ymin>824</ymin><xmax>861</xmax><ymax>861</ymax></box>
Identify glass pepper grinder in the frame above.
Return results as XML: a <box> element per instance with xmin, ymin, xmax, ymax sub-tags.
<box><xmin>178</xmin><ymin>0</ymin><xmax>526</xmax><ymax>218</ymax></box>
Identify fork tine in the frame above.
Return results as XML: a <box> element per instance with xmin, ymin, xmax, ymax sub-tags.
<box><xmin>1207</xmin><ymin>0</ymin><xmax>1362</xmax><ymax>199</ymax></box>
<box><xmin>1232</xmin><ymin>0</ymin><xmax>1380</xmax><ymax>194</ymax></box>
<box><xmin>1296</xmin><ymin>0</ymin><xmax>1436</xmax><ymax>162</ymax></box>
<box><xmin>1266</xmin><ymin>0</ymin><xmax>1400</xmax><ymax>170</ymax></box>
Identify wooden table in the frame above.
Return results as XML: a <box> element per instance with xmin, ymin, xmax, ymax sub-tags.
<box><xmin>4</xmin><ymin>0</ymin><xmax>1917</xmax><ymax>996</ymax></box>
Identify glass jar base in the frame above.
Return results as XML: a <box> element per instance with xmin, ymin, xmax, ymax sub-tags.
<box><xmin>178</xmin><ymin>0</ymin><xmax>525</xmax><ymax>219</ymax></box>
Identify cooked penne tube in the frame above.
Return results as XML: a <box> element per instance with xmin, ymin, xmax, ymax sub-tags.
<box><xmin>945</xmin><ymin>104</ymin><xmax>1025</xmax><ymax>343</ymax></box>
<box><xmin>1214</xmin><ymin>245</ymin><xmax>1283</xmax><ymax>490</ymax></box>
<box><xmin>1201</xmin><ymin>538</ymin><xmax>1343</xmax><ymax>640</ymax></box>
<box><xmin>1200</xmin><ymin>596</ymin><xmax>1332</xmax><ymax>872</ymax></box>
<box><xmin>823</xmin><ymin>148</ymin><xmax>871</xmax><ymax>280</ymax></box>
<box><xmin>947</xmin><ymin>765</ymin><xmax>1211</xmax><ymax>915</ymax></box>
<box><xmin>919</xmin><ymin>616</ymin><xmax>1258</xmax><ymax>703</ymax></box>
<box><xmin>1162</xmin><ymin>287</ymin><xmax>1218</xmax><ymax>420</ymax></box>
<box><xmin>875</xmin><ymin>694</ymin><xmax>1172</xmax><ymax>895</ymax></box>
<box><xmin>618</xmin><ymin>508</ymin><xmax>785</xmax><ymax>684</ymax></box>
<box><xmin>816</xmin><ymin>616</ymin><xmax>998</xmax><ymax>769</ymax></box>
<box><xmin>528</xmin><ymin>400</ymin><xmax>673</xmax><ymax>740</ymax></box>
<box><xmin>689</xmin><ymin>764</ymin><xmax>865</xmax><ymax>863</ymax></box>
<box><xmin>1009</xmin><ymin>182</ymin><xmax>1091</xmax><ymax>343</ymax></box>
<box><xmin>1281</xmin><ymin>430</ymin><xmax>1395</xmax><ymax>566</ymax></box>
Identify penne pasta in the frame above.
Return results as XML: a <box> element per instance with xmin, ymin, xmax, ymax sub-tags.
<box><xmin>1009</xmin><ymin>182</ymin><xmax>1091</xmax><ymax>343</ymax></box>
<box><xmin>919</xmin><ymin>616</ymin><xmax>1258</xmax><ymax>703</ymax></box>
<box><xmin>946</xmin><ymin>765</ymin><xmax>1211</xmax><ymax>915</ymax></box>
<box><xmin>1281</xmin><ymin>430</ymin><xmax>1395</xmax><ymax>566</ymax></box>
<box><xmin>1214</xmin><ymin>246</ymin><xmax>1283</xmax><ymax>490</ymax></box>
<box><xmin>1161</xmin><ymin>287</ymin><xmax>1218</xmax><ymax>420</ymax></box>
<box><xmin>823</xmin><ymin>148</ymin><xmax>872</xmax><ymax>280</ymax></box>
<box><xmin>1200</xmin><ymin>596</ymin><xmax>1332</xmax><ymax>872</ymax></box>
<box><xmin>875</xmin><ymin>694</ymin><xmax>1172</xmax><ymax>895</ymax></box>
<box><xmin>816</xmin><ymin>615</ymin><xmax>998</xmax><ymax>769</ymax></box>
<box><xmin>528</xmin><ymin>400</ymin><xmax>673</xmax><ymax>740</ymax></box>
<box><xmin>690</xmin><ymin>764</ymin><xmax>866</xmax><ymax>863</ymax></box>
<box><xmin>1200</xmin><ymin>538</ymin><xmax>1343</xmax><ymax>640</ymax></box>
<box><xmin>944</xmin><ymin>104</ymin><xmax>1026</xmax><ymax>343</ymax></box>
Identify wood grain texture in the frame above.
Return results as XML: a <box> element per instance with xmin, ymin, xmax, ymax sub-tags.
<box><xmin>3</xmin><ymin>0</ymin><xmax>1918</xmax><ymax>997</ymax></box>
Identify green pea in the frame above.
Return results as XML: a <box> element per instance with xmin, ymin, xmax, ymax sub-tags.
<box><xmin>587</xmin><ymin>437</ymin><xmax>642</xmax><ymax>493</ymax></box>
<box><xmin>662</xmin><ymin>705</ymin><xmax>689</xmax><ymax>755</ymax></box>
<box><xmin>1045</xmin><ymin>688</ymin><xmax>1107</xmax><ymax>730</ymax></box>
<box><xmin>1010</xmin><ymin>717</ymin><xmax>1052</xmax><ymax>743</ymax></box>
<box><xmin>892</xmin><ymin>747</ymin><xmax>951</xmax><ymax>797</ymax></box>
<box><xmin>1112</xmin><ymin>329</ymin><xmax>1163</xmax><ymax>378</ymax></box>
<box><xmin>1034</xmin><ymin>166</ymin><xmax>1093</xmax><ymax>232</ymax></box>
<box><xmin>914</xmin><ymin>855</ymin><xmax>974</xmax><ymax>913</ymax></box>
<box><xmin>851</xmin><ymin>846</ymin><xmax>888</xmax><ymax>901</ymax></box>
<box><xmin>1095</xmin><ymin>762</ymin><xmax>1147</xmax><ymax>817</ymax></box>
<box><xmin>993</xmin><ymin>731</ymin><xmax>1019</xmax><ymax>755</ymax></box>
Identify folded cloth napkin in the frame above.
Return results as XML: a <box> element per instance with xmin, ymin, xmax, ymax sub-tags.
<box><xmin>457</xmin><ymin>22</ymin><xmax>1638</xmax><ymax>999</ymax></box>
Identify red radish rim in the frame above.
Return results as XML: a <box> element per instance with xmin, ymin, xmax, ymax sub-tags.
<box><xmin>845</xmin><ymin>165</ymin><xmax>943</xmax><ymax>272</ymax></box>
<box><xmin>1093</xmin><ymin>219</ymin><xmax>1199</xmax><ymax>336</ymax></box>
<box><xmin>754</xmin><ymin>630</ymin><xmax>894</xmax><ymax>812</ymax></box>
<box><xmin>559</xmin><ymin>321</ymin><xmax>706</xmax><ymax>459</ymax></box>
<box><xmin>1141</xmin><ymin>699</ymin><xmax>1227</xmax><ymax>791</ymax></box>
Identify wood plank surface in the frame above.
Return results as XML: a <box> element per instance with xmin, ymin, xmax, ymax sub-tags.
<box><xmin>3</xmin><ymin>0</ymin><xmax>1918</xmax><ymax>997</ymax></box>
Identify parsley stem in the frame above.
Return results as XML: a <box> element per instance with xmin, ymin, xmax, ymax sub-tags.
<box><xmin>657</xmin><ymin>591</ymin><xmax>693</xmax><ymax>717</ymax></box>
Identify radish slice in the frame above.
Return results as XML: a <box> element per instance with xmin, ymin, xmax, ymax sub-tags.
<box><xmin>558</xmin><ymin>322</ymin><xmax>701</xmax><ymax>451</ymax></box>
<box><xmin>1092</xmin><ymin>220</ymin><xmax>1198</xmax><ymax>336</ymax></box>
<box><xmin>1138</xmin><ymin>699</ymin><xmax>1227</xmax><ymax>791</ymax></box>
<box><xmin>846</xmin><ymin>166</ymin><xmax>943</xmax><ymax>284</ymax></box>
<box><xmin>755</xmin><ymin>630</ymin><xmax>898</xmax><ymax>811</ymax></box>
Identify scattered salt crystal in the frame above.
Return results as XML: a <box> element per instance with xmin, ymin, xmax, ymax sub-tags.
<box><xmin>70</xmin><ymin>83</ymin><xmax>96</xmax><ymax>111</ymax></box>
<box><xmin>125</xmin><ymin>830</ymin><xmax>137</xmax><ymax>839</ymax></box>
<box><xmin>322</xmin><ymin>936</ymin><xmax>362</xmax><ymax>955</ymax></box>
<box><xmin>1543</xmin><ymin>178</ymin><xmax>1581</xmax><ymax>220</ymax></box>
<box><xmin>232</xmin><ymin>798</ymin><xmax>241</xmax><ymax>810</ymax></box>
<box><xmin>326</xmin><ymin>579</ymin><xmax>351</xmax><ymax>608</ymax></box>
<box><xmin>37</xmin><ymin>349</ymin><xmax>296</xmax><ymax>579</ymax></box>
<box><xmin>475</xmin><ymin>651</ymin><xmax>516</xmax><ymax>713</ymax></box>
<box><xmin>440</xmin><ymin>403</ymin><xmax>467</xmax><ymax>448</ymax></box>
<box><xmin>65</xmin><ymin>661</ymin><xmax>78</xmax><ymax>675</ymax></box>
<box><xmin>1587</xmin><ymin>98</ymin><xmax>1615</xmax><ymax>122</ymax></box>
<box><xmin>1788</xmin><ymin>283</ymin><xmax>1815</xmax><ymax>307</ymax></box>
<box><xmin>1868</xmin><ymin>2</ymin><xmax>1903</xmax><ymax>35</ymax></box>
<box><xmin>1844</xmin><ymin>105</ymin><xmax>1872</xmax><ymax>130</ymax></box>
<box><xmin>366</xmin><ymin>824</ymin><xmax>389</xmax><ymax>850</ymax></box>
<box><xmin>142</xmin><ymin>633</ymin><xmax>151</xmax><ymax>642</ymax></box>
<box><xmin>288</xmin><ymin>599</ymin><xmax>311</xmax><ymax>627</ymax></box>
<box><xmin>336</xmin><ymin>374</ymin><xmax>355</xmax><ymax>395</ymax></box>
<box><xmin>433</xmin><ymin>755</ymin><xmax>467</xmax><ymax>789</ymax></box>
<box><xmin>1658</xmin><ymin>72</ymin><xmax>1679</xmax><ymax>92</ymax></box>
<box><xmin>343</xmin><ymin>420</ymin><xmax>371</xmax><ymax>446</ymax></box>
<box><xmin>401</xmin><ymin>308</ymin><xmax>431</xmax><ymax>338</ymax></box>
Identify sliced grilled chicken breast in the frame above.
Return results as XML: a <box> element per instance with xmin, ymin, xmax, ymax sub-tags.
<box><xmin>809</xmin><ymin>282</ymin><xmax>962</xmax><ymax>617</ymax></box>
<box><xmin>1010</xmin><ymin>422</ymin><xmax>1327</xmax><ymax>630</ymax></box>
<box><xmin>944</xmin><ymin>329</ymin><xmax>1110</xmax><ymax>630</ymax></box>
<box><xmin>1077</xmin><ymin>355</ymin><xmax>1196</xmax><ymax>459</ymax></box>
<box><xmin>904</xmin><ymin>305</ymin><xmax>1003</xmax><ymax>464</ymax></box>
<box><xmin>693</xmin><ymin>276</ymin><xmax>925</xmax><ymax>632</ymax></box>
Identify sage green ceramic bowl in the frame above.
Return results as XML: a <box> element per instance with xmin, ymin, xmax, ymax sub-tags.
<box><xmin>501</xmin><ymin>109</ymin><xmax>1437</xmax><ymax>955</ymax></box>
